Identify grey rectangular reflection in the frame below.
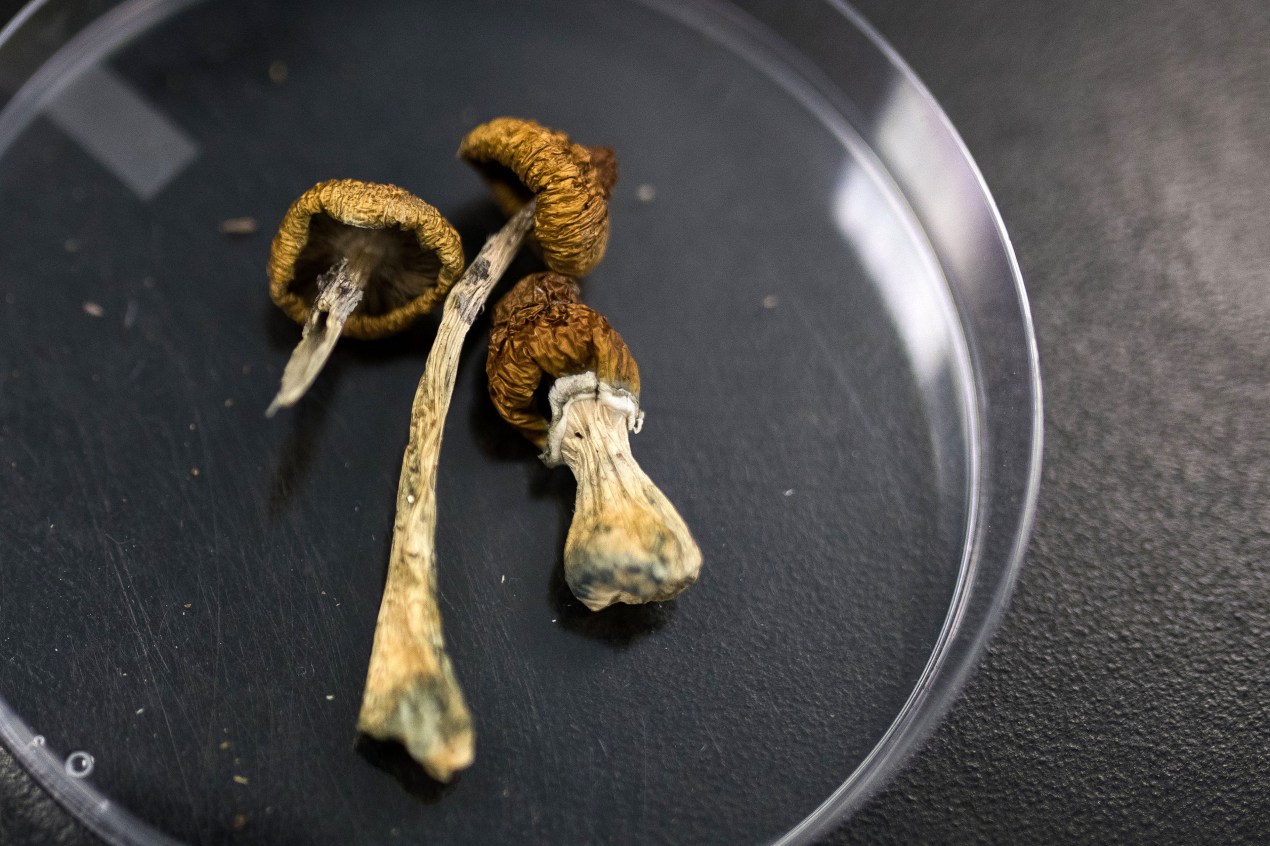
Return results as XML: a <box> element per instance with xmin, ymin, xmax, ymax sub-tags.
<box><xmin>44</xmin><ymin>64</ymin><xmax>197</xmax><ymax>200</ymax></box>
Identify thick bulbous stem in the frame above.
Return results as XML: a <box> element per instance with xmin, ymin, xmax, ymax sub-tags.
<box><xmin>549</xmin><ymin>380</ymin><xmax>702</xmax><ymax>612</ymax></box>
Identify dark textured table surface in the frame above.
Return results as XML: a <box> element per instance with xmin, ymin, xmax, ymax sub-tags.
<box><xmin>2</xmin><ymin>0</ymin><xmax>1268</xmax><ymax>843</ymax></box>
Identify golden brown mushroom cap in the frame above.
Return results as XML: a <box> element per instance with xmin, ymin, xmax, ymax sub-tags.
<box><xmin>458</xmin><ymin>118</ymin><xmax>617</xmax><ymax>278</ymax></box>
<box><xmin>487</xmin><ymin>272</ymin><xmax>639</xmax><ymax>447</ymax></box>
<box><xmin>489</xmin><ymin>269</ymin><xmax>582</xmax><ymax>327</ymax></box>
<box><xmin>267</xmin><ymin>179</ymin><xmax>465</xmax><ymax>340</ymax></box>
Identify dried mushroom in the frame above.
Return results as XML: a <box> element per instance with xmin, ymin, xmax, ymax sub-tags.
<box><xmin>487</xmin><ymin>272</ymin><xmax>702</xmax><ymax>611</ymax></box>
<box><xmin>361</xmin><ymin>122</ymin><xmax>617</xmax><ymax>778</ymax></box>
<box><xmin>265</xmin><ymin>178</ymin><xmax>464</xmax><ymax>415</ymax></box>
<box><xmin>354</xmin><ymin>199</ymin><xmax>534</xmax><ymax>783</ymax></box>
<box><xmin>459</xmin><ymin>117</ymin><xmax>617</xmax><ymax>277</ymax></box>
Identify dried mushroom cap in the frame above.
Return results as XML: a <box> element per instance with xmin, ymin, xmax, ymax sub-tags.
<box><xmin>459</xmin><ymin>118</ymin><xmax>617</xmax><ymax>278</ymax></box>
<box><xmin>268</xmin><ymin>179</ymin><xmax>464</xmax><ymax>339</ymax></box>
<box><xmin>487</xmin><ymin>272</ymin><xmax>639</xmax><ymax>448</ymax></box>
<box><xmin>490</xmin><ymin>269</ymin><xmax>582</xmax><ymax>327</ymax></box>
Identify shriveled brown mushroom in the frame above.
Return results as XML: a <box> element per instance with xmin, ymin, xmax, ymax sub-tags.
<box><xmin>265</xmin><ymin>178</ymin><xmax>464</xmax><ymax>415</ymax></box>
<box><xmin>487</xmin><ymin>272</ymin><xmax>702</xmax><ymax>611</ymax></box>
<box><xmin>459</xmin><ymin>117</ymin><xmax>617</xmax><ymax>277</ymax></box>
<box><xmin>358</xmin><ymin>122</ymin><xmax>617</xmax><ymax>780</ymax></box>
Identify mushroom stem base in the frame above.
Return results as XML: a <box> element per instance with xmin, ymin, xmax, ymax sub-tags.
<box><xmin>266</xmin><ymin>259</ymin><xmax>367</xmax><ymax>417</ymax></box>
<box><xmin>356</xmin><ymin>582</ymin><xmax>474</xmax><ymax>782</ymax></box>
<box><xmin>551</xmin><ymin>376</ymin><xmax>702</xmax><ymax>612</ymax></box>
<box><xmin>357</xmin><ymin>200</ymin><xmax>536</xmax><ymax>779</ymax></box>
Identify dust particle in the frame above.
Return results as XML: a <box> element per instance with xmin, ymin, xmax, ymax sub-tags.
<box><xmin>190</xmin><ymin>467</ymin><xmax>201</xmax><ymax>477</ymax></box>
<box><xmin>635</xmin><ymin>184</ymin><xmax>656</xmax><ymax>203</ymax></box>
<box><xmin>219</xmin><ymin>216</ymin><xmax>258</xmax><ymax>236</ymax></box>
<box><xmin>232</xmin><ymin>775</ymin><xmax>249</xmax><ymax>785</ymax></box>
<box><xmin>82</xmin><ymin>301</ymin><xmax>104</xmax><ymax>318</ymax></box>
<box><xmin>64</xmin><ymin>238</ymin><xmax>81</xmax><ymax>253</ymax></box>
<box><xmin>232</xmin><ymin>814</ymin><xmax>248</xmax><ymax>830</ymax></box>
<box><xmin>219</xmin><ymin>740</ymin><xmax>230</xmax><ymax>751</ymax></box>
<box><xmin>183</xmin><ymin>602</ymin><xmax>192</xmax><ymax>609</ymax></box>
<box><xmin>325</xmin><ymin>694</ymin><xmax>334</xmax><ymax>701</ymax></box>
<box><xmin>762</xmin><ymin>295</ymin><xmax>779</xmax><ymax>309</ymax></box>
<box><xmin>268</xmin><ymin>60</ymin><xmax>288</xmax><ymax>84</ymax></box>
<box><xmin>224</xmin><ymin>398</ymin><xmax>235</xmax><ymax>408</ymax></box>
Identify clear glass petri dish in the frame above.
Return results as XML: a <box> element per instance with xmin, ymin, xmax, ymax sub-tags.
<box><xmin>0</xmin><ymin>1</ymin><xmax>1041</xmax><ymax>843</ymax></box>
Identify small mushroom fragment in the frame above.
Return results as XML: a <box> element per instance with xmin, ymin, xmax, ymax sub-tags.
<box><xmin>487</xmin><ymin>272</ymin><xmax>702</xmax><ymax>611</ymax></box>
<box><xmin>265</xmin><ymin>179</ymin><xmax>464</xmax><ymax>415</ymax></box>
<box><xmin>458</xmin><ymin>117</ymin><xmax>617</xmax><ymax>277</ymax></box>
<box><xmin>358</xmin><ymin>121</ymin><xmax>616</xmax><ymax>780</ymax></box>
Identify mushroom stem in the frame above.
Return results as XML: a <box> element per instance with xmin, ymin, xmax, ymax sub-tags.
<box><xmin>545</xmin><ymin>372</ymin><xmax>702</xmax><ymax>612</ymax></box>
<box><xmin>266</xmin><ymin>254</ymin><xmax>372</xmax><ymax>417</ymax></box>
<box><xmin>357</xmin><ymin>200</ymin><xmax>536</xmax><ymax>781</ymax></box>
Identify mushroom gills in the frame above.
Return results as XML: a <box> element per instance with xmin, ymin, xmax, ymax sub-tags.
<box><xmin>547</xmin><ymin>373</ymin><xmax>702</xmax><ymax>611</ymax></box>
<box><xmin>291</xmin><ymin>215</ymin><xmax>445</xmax><ymax>317</ymax></box>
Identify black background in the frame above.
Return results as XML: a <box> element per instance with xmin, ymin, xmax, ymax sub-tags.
<box><xmin>2</xmin><ymin>0</ymin><xmax>1268</xmax><ymax>843</ymax></box>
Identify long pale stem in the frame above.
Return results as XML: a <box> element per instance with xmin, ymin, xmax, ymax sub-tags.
<box><xmin>356</xmin><ymin>200</ymin><xmax>535</xmax><ymax>781</ymax></box>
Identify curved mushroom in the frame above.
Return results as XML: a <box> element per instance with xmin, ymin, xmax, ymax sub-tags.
<box><xmin>487</xmin><ymin>272</ymin><xmax>702</xmax><ymax>611</ymax></box>
<box><xmin>265</xmin><ymin>178</ymin><xmax>464</xmax><ymax>415</ymax></box>
<box><xmin>353</xmin><ymin>200</ymin><xmax>534</xmax><ymax>784</ymax></box>
<box><xmin>361</xmin><ymin>119</ymin><xmax>615</xmax><ymax>780</ymax></box>
<box><xmin>459</xmin><ymin>117</ymin><xmax>617</xmax><ymax>277</ymax></box>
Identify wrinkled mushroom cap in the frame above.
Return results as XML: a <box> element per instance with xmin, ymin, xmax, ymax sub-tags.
<box><xmin>459</xmin><ymin>118</ymin><xmax>617</xmax><ymax>278</ymax></box>
<box><xmin>486</xmin><ymin>272</ymin><xmax>639</xmax><ymax>447</ymax></box>
<box><xmin>268</xmin><ymin>179</ymin><xmax>465</xmax><ymax>340</ymax></box>
<box><xmin>490</xmin><ymin>269</ymin><xmax>582</xmax><ymax>327</ymax></box>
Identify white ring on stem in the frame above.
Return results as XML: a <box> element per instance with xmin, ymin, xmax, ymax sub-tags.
<box><xmin>541</xmin><ymin>371</ymin><xmax>644</xmax><ymax>467</ymax></box>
